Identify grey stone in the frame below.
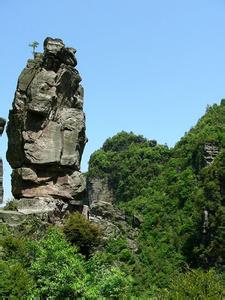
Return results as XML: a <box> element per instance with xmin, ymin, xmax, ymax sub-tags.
<box><xmin>18</xmin><ymin>65</ymin><xmax>39</xmax><ymax>92</ymax></box>
<box><xmin>88</xmin><ymin>177</ymin><xmax>114</xmax><ymax>206</ymax></box>
<box><xmin>15</xmin><ymin>197</ymin><xmax>83</xmax><ymax>224</ymax></box>
<box><xmin>90</xmin><ymin>200</ymin><xmax>125</xmax><ymax>221</ymax></box>
<box><xmin>24</xmin><ymin>121</ymin><xmax>62</xmax><ymax>164</ymax></box>
<box><xmin>11</xmin><ymin>168</ymin><xmax>86</xmax><ymax>201</ymax></box>
<box><xmin>0</xmin><ymin>210</ymin><xmax>27</xmax><ymax>226</ymax></box>
<box><xmin>16</xmin><ymin>167</ymin><xmax>38</xmax><ymax>182</ymax></box>
<box><xmin>87</xmin><ymin>176</ymin><xmax>139</xmax><ymax>250</ymax></box>
<box><xmin>16</xmin><ymin>197</ymin><xmax>65</xmax><ymax>214</ymax></box>
<box><xmin>204</xmin><ymin>142</ymin><xmax>219</xmax><ymax>165</ymax></box>
<box><xmin>60</xmin><ymin>130</ymin><xmax>80</xmax><ymax>166</ymax></box>
<box><xmin>44</xmin><ymin>37</ymin><xmax>65</xmax><ymax>55</ymax></box>
<box><xmin>7</xmin><ymin>111</ymin><xmax>25</xmax><ymax>168</ymax></box>
<box><xmin>89</xmin><ymin>215</ymin><xmax>121</xmax><ymax>241</ymax></box>
<box><xmin>28</xmin><ymin>69</ymin><xmax>57</xmax><ymax>115</ymax></box>
<box><xmin>6</xmin><ymin>37</ymin><xmax>87</xmax><ymax>216</ymax></box>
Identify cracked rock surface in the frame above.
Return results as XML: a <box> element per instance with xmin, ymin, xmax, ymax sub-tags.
<box><xmin>7</xmin><ymin>37</ymin><xmax>87</xmax><ymax>214</ymax></box>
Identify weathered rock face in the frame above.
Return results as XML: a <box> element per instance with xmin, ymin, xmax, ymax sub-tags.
<box><xmin>204</xmin><ymin>142</ymin><xmax>219</xmax><ymax>165</ymax></box>
<box><xmin>0</xmin><ymin>117</ymin><xmax>6</xmax><ymax>204</ymax></box>
<box><xmin>87</xmin><ymin>177</ymin><xmax>138</xmax><ymax>250</ymax></box>
<box><xmin>88</xmin><ymin>177</ymin><xmax>114</xmax><ymax>206</ymax></box>
<box><xmin>7</xmin><ymin>37</ymin><xmax>87</xmax><ymax>215</ymax></box>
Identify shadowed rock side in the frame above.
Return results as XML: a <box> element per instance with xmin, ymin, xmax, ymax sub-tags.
<box><xmin>6</xmin><ymin>37</ymin><xmax>87</xmax><ymax>217</ymax></box>
<box><xmin>0</xmin><ymin>118</ymin><xmax>6</xmax><ymax>203</ymax></box>
<box><xmin>87</xmin><ymin>177</ymin><xmax>138</xmax><ymax>250</ymax></box>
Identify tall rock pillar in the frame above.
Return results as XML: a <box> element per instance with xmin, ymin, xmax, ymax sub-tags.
<box><xmin>0</xmin><ymin>118</ymin><xmax>6</xmax><ymax>203</ymax></box>
<box><xmin>7</xmin><ymin>37</ymin><xmax>87</xmax><ymax>217</ymax></box>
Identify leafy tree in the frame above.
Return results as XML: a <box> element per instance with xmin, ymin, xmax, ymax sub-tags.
<box><xmin>29</xmin><ymin>40</ymin><xmax>39</xmax><ymax>57</ymax></box>
<box><xmin>87</xmin><ymin>100</ymin><xmax>225</xmax><ymax>293</ymax></box>
<box><xmin>88</xmin><ymin>131</ymin><xmax>171</xmax><ymax>203</ymax></box>
<box><xmin>29</xmin><ymin>227</ymin><xmax>88</xmax><ymax>299</ymax></box>
<box><xmin>86</xmin><ymin>253</ymin><xmax>133</xmax><ymax>299</ymax></box>
<box><xmin>0</xmin><ymin>261</ymin><xmax>35</xmax><ymax>299</ymax></box>
<box><xmin>0</xmin><ymin>226</ymin><xmax>36</xmax><ymax>298</ymax></box>
<box><xmin>160</xmin><ymin>269</ymin><xmax>225</xmax><ymax>299</ymax></box>
<box><xmin>0</xmin><ymin>225</ymin><xmax>132</xmax><ymax>299</ymax></box>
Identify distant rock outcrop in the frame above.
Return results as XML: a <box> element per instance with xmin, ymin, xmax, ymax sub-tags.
<box><xmin>88</xmin><ymin>177</ymin><xmax>114</xmax><ymax>205</ymax></box>
<box><xmin>87</xmin><ymin>176</ymin><xmax>138</xmax><ymax>250</ymax></box>
<box><xmin>6</xmin><ymin>37</ymin><xmax>87</xmax><ymax>219</ymax></box>
<box><xmin>204</xmin><ymin>142</ymin><xmax>219</xmax><ymax>165</ymax></box>
<box><xmin>0</xmin><ymin>117</ymin><xmax>6</xmax><ymax>203</ymax></box>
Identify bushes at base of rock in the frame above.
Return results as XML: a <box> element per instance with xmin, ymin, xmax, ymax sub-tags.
<box><xmin>63</xmin><ymin>212</ymin><xmax>101</xmax><ymax>257</ymax></box>
<box><xmin>0</xmin><ymin>225</ymin><xmax>132</xmax><ymax>299</ymax></box>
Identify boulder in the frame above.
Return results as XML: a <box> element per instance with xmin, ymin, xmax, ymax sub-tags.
<box><xmin>0</xmin><ymin>210</ymin><xmax>27</xmax><ymax>226</ymax></box>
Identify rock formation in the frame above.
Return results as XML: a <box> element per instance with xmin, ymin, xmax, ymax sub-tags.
<box><xmin>0</xmin><ymin>118</ymin><xmax>6</xmax><ymax>203</ymax></box>
<box><xmin>87</xmin><ymin>177</ymin><xmax>138</xmax><ymax>249</ymax></box>
<box><xmin>88</xmin><ymin>177</ymin><xmax>114</xmax><ymax>206</ymax></box>
<box><xmin>7</xmin><ymin>37</ymin><xmax>87</xmax><ymax>218</ymax></box>
<box><xmin>204</xmin><ymin>142</ymin><xmax>219</xmax><ymax>165</ymax></box>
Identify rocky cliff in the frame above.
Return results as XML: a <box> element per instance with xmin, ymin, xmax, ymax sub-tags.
<box><xmin>0</xmin><ymin>118</ymin><xmax>6</xmax><ymax>203</ymax></box>
<box><xmin>87</xmin><ymin>176</ymin><xmax>138</xmax><ymax>249</ymax></box>
<box><xmin>6</xmin><ymin>37</ymin><xmax>87</xmax><ymax>218</ymax></box>
<box><xmin>203</xmin><ymin>142</ymin><xmax>219</xmax><ymax>165</ymax></box>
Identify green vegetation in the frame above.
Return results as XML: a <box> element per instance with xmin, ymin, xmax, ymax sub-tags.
<box><xmin>1</xmin><ymin>100</ymin><xmax>225</xmax><ymax>298</ymax></box>
<box><xmin>3</xmin><ymin>198</ymin><xmax>18</xmax><ymax>210</ymax></box>
<box><xmin>29</xmin><ymin>41</ymin><xmax>39</xmax><ymax>57</ymax></box>
<box><xmin>89</xmin><ymin>131</ymin><xmax>170</xmax><ymax>202</ymax></box>
<box><xmin>0</xmin><ymin>224</ymin><xmax>131</xmax><ymax>299</ymax></box>
<box><xmin>160</xmin><ymin>269</ymin><xmax>225</xmax><ymax>299</ymax></box>
<box><xmin>64</xmin><ymin>212</ymin><xmax>101</xmax><ymax>258</ymax></box>
<box><xmin>87</xmin><ymin>100</ymin><xmax>225</xmax><ymax>296</ymax></box>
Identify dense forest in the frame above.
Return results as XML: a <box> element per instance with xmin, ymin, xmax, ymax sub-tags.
<box><xmin>1</xmin><ymin>100</ymin><xmax>225</xmax><ymax>298</ymax></box>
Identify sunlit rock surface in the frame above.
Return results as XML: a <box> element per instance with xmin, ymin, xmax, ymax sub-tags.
<box><xmin>6</xmin><ymin>37</ymin><xmax>87</xmax><ymax>217</ymax></box>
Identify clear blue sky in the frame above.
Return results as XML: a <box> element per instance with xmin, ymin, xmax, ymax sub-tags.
<box><xmin>1</xmin><ymin>0</ymin><xmax>225</xmax><ymax>201</ymax></box>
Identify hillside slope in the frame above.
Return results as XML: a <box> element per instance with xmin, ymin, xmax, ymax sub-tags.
<box><xmin>1</xmin><ymin>101</ymin><xmax>225</xmax><ymax>298</ymax></box>
<box><xmin>87</xmin><ymin>100</ymin><xmax>225</xmax><ymax>294</ymax></box>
